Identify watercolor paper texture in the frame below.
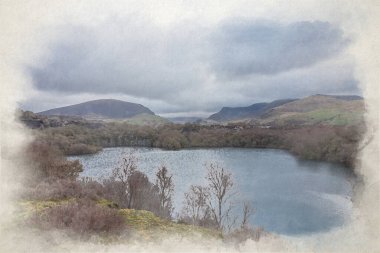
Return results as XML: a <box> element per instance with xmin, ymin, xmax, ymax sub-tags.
<box><xmin>0</xmin><ymin>1</ymin><xmax>379</xmax><ymax>252</ymax></box>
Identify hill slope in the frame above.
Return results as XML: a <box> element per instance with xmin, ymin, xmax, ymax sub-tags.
<box><xmin>38</xmin><ymin>99</ymin><xmax>155</xmax><ymax>120</ymax></box>
<box><xmin>261</xmin><ymin>94</ymin><xmax>364</xmax><ymax>126</ymax></box>
<box><xmin>208</xmin><ymin>99</ymin><xmax>297</xmax><ymax>121</ymax></box>
<box><xmin>208</xmin><ymin>95</ymin><xmax>364</xmax><ymax>126</ymax></box>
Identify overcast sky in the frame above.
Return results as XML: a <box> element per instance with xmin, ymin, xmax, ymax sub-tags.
<box><xmin>21</xmin><ymin>1</ymin><xmax>361</xmax><ymax>117</ymax></box>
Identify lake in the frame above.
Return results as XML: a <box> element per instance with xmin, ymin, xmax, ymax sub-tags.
<box><xmin>68</xmin><ymin>147</ymin><xmax>355</xmax><ymax>235</ymax></box>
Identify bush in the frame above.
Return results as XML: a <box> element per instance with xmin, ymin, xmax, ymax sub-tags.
<box><xmin>28</xmin><ymin>179</ymin><xmax>82</xmax><ymax>200</ymax></box>
<box><xmin>102</xmin><ymin>171</ymin><xmax>163</xmax><ymax>218</ymax></box>
<box><xmin>26</xmin><ymin>141</ymin><xmax>83</xmax><ymax>181</ymax></box>
<box><xmin>102</xmin><ymin>179</ymin><xmax>129</xmax><ymax>208</ymax></box>
<box><xmin>102</xmin><ymin>154</ymin><xmax>168</xmax><ymax>218</ymax></box>
<box><xmin>65</xmin><ymin>143</ymin><xmax>102</xmax><ymax>155</ymax></box>
<box><xmin>30</xmin><ymin>199</ymin><xmax>126</xmax><ymax>237</ymax></box>
<box><xmin>79</xmin><ymin>178</ymin><xmax>107</xmax><ymax>200</ymax></box>
<box><xmin>128</xmin><ymin>171</ymin><xmax>161</xmax><ymax>213</ymax></box>
<box><xmin>27</xmin><ymin>178</ymin><xmax>107</xmax><ymax>201</ymax></box>
<box><xmin>224</xmin><ymin>226</ymin><xmax>265</xmax><ymax>245</ymax></box>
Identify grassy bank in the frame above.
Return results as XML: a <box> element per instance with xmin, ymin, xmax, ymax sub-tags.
<box><xmin>19</xmin><ymin>198</ymin><xmax>221</xmax><ymax>241</ymax></box>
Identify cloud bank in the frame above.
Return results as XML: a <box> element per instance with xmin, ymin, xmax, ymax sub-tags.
<box><xmin>209</xmin><ymin>20</ymin><xmax>349</xmax><ymax>77</ymax></box>
<box><xmin>25</xmin><ymin>15</ymin><xmax>359</xmax><ymax>115</ymax></box>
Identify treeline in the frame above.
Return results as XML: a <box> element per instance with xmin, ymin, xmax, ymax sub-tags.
<box><xmin>33</xmin><ymin>121</ymin><xmax>365</xmax><ymax>168</ymax></box>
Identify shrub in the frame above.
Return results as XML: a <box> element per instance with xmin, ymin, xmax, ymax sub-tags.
<box><xmin>103</xmin><ymin>171</ymin><xmax>163</xmax><ymax>218</ymax></box>
<box><xmin>27</xmin><ymin>178</ymin><xmax>108</xmax><ymax>201</ymax></box>
<box><xmin>128</xmin><ymin>171</ymin><xmax>160</xmax><ymax>213</ymax></box>
<box><xmin>103</xmin><ymin>154</ymin><xmax>167</xmax><ymax>218</ymax></box>
<box><xmin>28</xmin><ymin>179</ymin><xmax>83</xmax><ymax>200</ymax></box>
<box><xmin>30</xmin><ymin>199</ymin><xmax>126</xmax><ymax>237</ymax></box>
<box><xmin>224</xmin><ymin>226</ymin><xmax>265</xmax><ymax>245</ymax></box>
<box><xmin>65</xmin><ymin>143</ymin><xmax>102</xmax><ymax>155</ymax></box>
<box><xmin>79</xmin><ymin>178</ymin><xmax>107</xmax><ymax>201</ymax></box>
<box><xmin>26</xmin><ymin>141</ymin><xmax>83</xmax><ymax>181</ymax></box>
<box><xmin>102</xmin><ymin>179</ymin><xmax>129</xmax><ymax>208</ymax></box>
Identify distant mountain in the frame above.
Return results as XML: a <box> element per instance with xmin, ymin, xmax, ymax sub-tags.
<box><xmin>208</xmin><ymin>99</ymin><xmax>297</xmax><ymax>121</ymax></box>
<box><xmin>38</xmin><ymin>99</ymin><xmax>155</xmax><ymax>120</ymax></box>
<box><xmin>208</xmin><ymin>94</ymin><xmax>364</xmax><ymax>126</ymax></box>
<box><xmin>260</xmin><ymin>94</ymin><xmax>364</xmax><ymax>126</ymax></box>
<box><xmin>19</xmin><ymin>110</ymin><xmax>103</xmax><ymax>129</ymax></box>
<box><xmin>166</xmin><ymin>117</ymin><xmax>204</xmax><ymax>124</ymax></box>
<box><xmin>322</xmin><ymin>95</ymin><xmax>363</xmax><ymax>101</ymax></box>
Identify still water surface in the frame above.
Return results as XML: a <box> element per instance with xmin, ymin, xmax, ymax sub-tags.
<box><xmin>69</xmin><ymin>147</ymin><xmax>355</xmax><ymax>235</ymax></box>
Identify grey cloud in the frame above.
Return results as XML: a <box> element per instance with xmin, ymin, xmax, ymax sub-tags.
<box><xmin>166</xmin><ymin>56</ymin><xmax>361</xmax><ymax>113</ymax></box>
<box><xmin>209</xmin><ymin>20</ymin><xmax>349</xmax><ymax>77</ymax></box>
<box><xmin>31</xmin><ymin>19</ymin><xmax>205</xmax><ymax>100</ymax></box>
<box><xmin>27</xmin><ymin>18</ymin><xmax>358</xmax><ymax>115</ymax></box>
<box><xmin>218</xmin><ymin>55</ymin><xmax>360</xmax><ymax>105</ymax></box>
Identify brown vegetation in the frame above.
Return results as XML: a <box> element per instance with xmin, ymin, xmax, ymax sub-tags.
<box><xmin>23</xmin><ymin>144</ymin><xmax>128</xmax><ymax>238</ymax></box>
<box><xmin>24</xmin><ymin>140</ymin><xmax>265</xmax><ymax>241</ymax></box>
<box><xmin>206</xmin><ymin>163</ymin><xmax>236</xmax><ymax>231</ymax></box>
<box><xmin>180</xmin><ymin>163</ymin><xmax>254</xmax><ymax>234</ymax></box>
<box><xmin>224</xmin><ymin>226</ymin><xmax>265</xmax><ymax>246</ymax></box>
<box><xmin>22</xmin><ymin>116</ymin><xmax>362</xmax><ymax>241</ymax></box>
<box><xmin>29</xmin><ymin>199</ymin><xmax>126</xmax><ymax>237</ymax></box>
<box><xmin>29</xmin><ymin>120</ymin><xmax>364</xmax><ymax>169</ymax></box>
<box><xmin>102</xmin><ymin>154</ymin><xmax>173</xmax><ymax>218</ymax></box>
<box><xmin>155</xmin><ymin>166</ymin><xmax>174</xmax><ymax>218</ymax></box>
<box><xmin>181</xmin><ymin>185</ymin><xmax>213</xmax><ymax>226</ymax></box>
<box><xmin>26</xmin><ymin>141</ymin><xmax>83</xmax><ymax>181</ymax></box>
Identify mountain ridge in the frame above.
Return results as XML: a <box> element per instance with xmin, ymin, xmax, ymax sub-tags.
<box><xmin>207</xmin><ymin>94</ymin><xmax>364</xmax><ymax>126</ymax></box>
<box><xmin>38</xmin><ymin>99</ymin><xmax>155</xmax><ymax>120</ymax></box>
<box><xmin>208</xmin><ymin>99</ymin><xmax>298</xmax><ymax>121</ymax></box>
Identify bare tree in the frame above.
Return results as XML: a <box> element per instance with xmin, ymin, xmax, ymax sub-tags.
<box><xmin>182</xmin><ymin>185</ymin><xmax>211</xmax><ymax>226</ymax></box>
<box><xmin>241</xmin><ymin>201</ymin><xmax>255</xmax><ymax>229</ymax></box>
<box><xmin>226</xmin><ymin>202</ymin><xmax>263</xmax><ymax>245</ymax></box>
<box><xmin>128</xmin><ymin>171</ymin><xmax>160</xmax><ymax>212</ymax></box>
<box><xmin>110</xmin><ymin>152</ymin><xmax>137</xmax><ymax>208</ymax></box>
<box><xmin>105</xmin><ymin>153</ymin><xmax>163</xmax><ymax>215</ymax></box>
<box><xmin>155</xmin><ymin>166</ymin><xmax>174</xmax><ymax>218</ymax></box>
<box><xmin>206</xmin><ymin>163</ymin><xmax>235</xmax><ymax>231</ymax></box>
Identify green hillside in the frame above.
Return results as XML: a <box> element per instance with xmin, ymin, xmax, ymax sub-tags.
<box><xmin>261</xmin><ymin>95</ymin><xmax>364</xmax><ymax>126</ymax></box>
